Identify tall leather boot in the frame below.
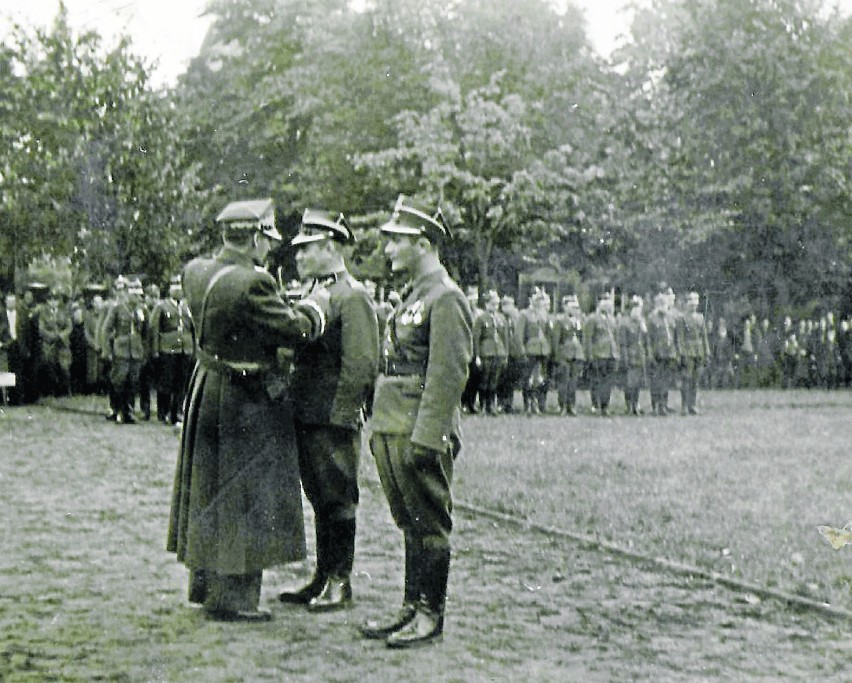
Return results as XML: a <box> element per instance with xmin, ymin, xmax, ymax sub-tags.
<box><xmin>279</xmin><ymin>516</ymin><xmax>328</xmax><ymax>604</ymax></box>
<box><xmin>360</xmin><ymin>533</ymin><xmax>420</xmax><ymax>639</ymax></box>
<box><xmin>386</xmin><ymin>545</ymin><xmax>449</xmax><ymax>648</ymax></box>
<box><xmin>308</xmin><ymin>517</ymin><xmax>355</xmax><ymax>612</ymax></box>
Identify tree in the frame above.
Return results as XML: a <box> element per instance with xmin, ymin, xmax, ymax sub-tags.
<box><xmin>614</xmin><ymin>0</ymin><xmax>852</xmax><ymax>310</ymax></box>
<box><xmin>0</xmin><ymin>5</ymin><xmax>208</xmax><ymax>286</ymax></box>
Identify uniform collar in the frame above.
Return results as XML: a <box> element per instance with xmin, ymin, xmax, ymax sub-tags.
<box><xmin>216</xmin><ymin>244</ymin><xmax>257</xmax><ymax>268</ymax></box>
<box><xmin>408</xmin><ymin>264</ymin><xmax>446</xmax><ymax>292</ymax></box>
<box><xmin>314</xmin><ymin>269</ymin><xmax>347</xmax><ymax>287</ymax></box>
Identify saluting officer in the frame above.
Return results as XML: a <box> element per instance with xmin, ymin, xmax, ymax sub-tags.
<box><xmin>149</xmin><ymin>275</ymin><xmax>195</xmax><ymax>425</ymax></box>
<box><xmin>278</xmin><ymin>209</ymin><xmax>379</xmax><ymax>612</ymax></box>
<box><xmin>360</xmin><ymin>195</ymin><xmax>473</xmax><ymax>648</ymax></box>
<box><xmin>167</xmin><ymin>198</ymin><xmax>329</xmax><ymax>622</ymax></box>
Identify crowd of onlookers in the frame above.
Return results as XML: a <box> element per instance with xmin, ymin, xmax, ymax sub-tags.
<box><xmin>0</xmin><ymin>277</ymin><xmax>194</xmax><ymax>423</ymax></box>
<box><xmin>2</xmin><ymin>277</ymin><xmax>851</xmax><ymax>416</ymax></box>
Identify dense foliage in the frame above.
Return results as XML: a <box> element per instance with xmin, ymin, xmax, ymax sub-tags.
<box><xmin>1</xmin><ymin>0</ymin><xmax>849</xmax><ymax>315</ymax></box>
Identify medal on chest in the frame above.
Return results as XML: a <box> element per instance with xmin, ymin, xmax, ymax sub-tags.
<box><xmin>399</xmin><ymin>300</ymin><xmax>425</xmax><ymax>326</ymax></box>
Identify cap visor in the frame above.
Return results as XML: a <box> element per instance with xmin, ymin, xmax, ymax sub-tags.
<box><xmin>380</xmin><ymin>221</ymin><xmax>421</xmax><ymax>236</ymax></box>
<box><xmin>262</xmin><ymin>226</ymin><xmax>283</xmax><ymax>241</ymax></box>
<box><xmin>291</xmin><ymin>233</ymin><xmax>328</xmax><ymax>246</ymax></box>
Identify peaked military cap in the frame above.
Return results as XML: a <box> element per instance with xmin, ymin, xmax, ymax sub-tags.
<box><xmin>84</xmin><ymin>283</ymin><xmax>108</xmax><ymax>298</ymax></box>
<box><xmin>169</xmin><ymin>274</ymin><xmax>182</xmax><ymax>286</ymax></box>
<box><xmin>216</xmin><ymin>197</ymin><xmax>282</xmax><ymax>241</ymax></box>
<box><xmin>27</xmin><ymin>282</ymin><xmax>50</xmax><ymax>303</ymax></box>
<box><xmin>381</xmin><ymin>194</ymin><xmax>450</xmax><ymax>243</ymax></box>
<box><xmin>128</xmin><ymin>277</ymin><xmax>144</xmax><ymax>295</ymax></box>
<box><xmin>291</xmin><ymin>209</ymin><xmax>354</xmax><ymax>246</ymax></box>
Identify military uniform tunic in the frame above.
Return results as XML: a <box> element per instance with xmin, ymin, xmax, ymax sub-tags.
<box><xmin>289</xmin><ymin>270</ymin><xmax>379</xmax><ymax>580</ymax></box>
<box><xmin>149</xmin><ymin>297</ymin><xmax>195</xmax><ymax>423</ymax></box>
<box><xmin>370</xmin><ymin>265</ymin><xmax>472</xmax><ymax>546</ymax></box>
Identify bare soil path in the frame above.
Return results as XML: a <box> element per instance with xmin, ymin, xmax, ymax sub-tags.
<box><xmin>1</xmin><ymin>403</ymin><xmax>849</xmax><ymax>681</ymax></box>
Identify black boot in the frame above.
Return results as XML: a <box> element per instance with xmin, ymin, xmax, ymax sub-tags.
<box><xmin>386</xmin><ymin>545</ymin><xmax>449</xmax><ymax>649</ymax></box>
<box><xmin>360</xmin><ymin>533</ymin><xmax>420</xmax><ymax>639</ymax></box>
<box><xmin>309</xmin><ymin>518</ymin><xmax>355</xmax><ymax>612</ymax></box>
<box><xmin>279</xmin><ymin>518</ymin><xmax>328</xmax><ymax>605</ymax></box>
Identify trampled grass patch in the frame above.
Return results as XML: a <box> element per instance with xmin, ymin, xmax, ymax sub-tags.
<box><xmin>454</xmin><ymin>388</ymin><xmax>852</xmax><ymax>610</ymax></box>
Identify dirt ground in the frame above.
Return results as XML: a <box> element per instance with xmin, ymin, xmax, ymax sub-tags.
<box><xmin>1</xmin><ymin>402</ymin><xmax>851</xmax><ymax>682</ymax></box>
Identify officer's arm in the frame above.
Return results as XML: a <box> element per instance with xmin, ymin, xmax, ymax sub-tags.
<box><xmin>246</xmin><ymin>271</ymin><xmax>326</xmax><ymax>344</ymax></box>
<box><xmin>330</xmin><ymin>289</ymin><xmax>380</xmax><ymax>429</ymax></box>
<box><xmin>411</xmin><ymin>290</ymin><xmax>473</xmax><ymax>453</ymax></box>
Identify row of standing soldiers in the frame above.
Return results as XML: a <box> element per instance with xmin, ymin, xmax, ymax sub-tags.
<box><xmin>463</xmin><ymin>285</ymin><xmax>710</xmax><ymax>416</ymax></box>
<box><xmin>0</xmin><ymin>276</ymin><xmax>195</xmax><ymax>423</ymax></box>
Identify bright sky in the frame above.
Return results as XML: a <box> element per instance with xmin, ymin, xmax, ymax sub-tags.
<box><xmin>0</xmin><ymin>0</ymin><xmax>849</xmax><ymax>87</ymax></box>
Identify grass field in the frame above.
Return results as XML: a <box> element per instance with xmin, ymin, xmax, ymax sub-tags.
<box><xmin>456</xmin><ymin>388</ymin><xmax>852</xmax><ymax>611</ymax></box>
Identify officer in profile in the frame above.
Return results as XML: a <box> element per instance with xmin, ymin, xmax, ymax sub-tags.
<box><xmin>167</xmin><ymin>198</ymin><xmax>329</xmax><ymax>622</ymax></box>
<box><xmin>278</xmin><ymin>209</ymin><xmax>379</xmax><ymax>612</ymax></box>
<box><xmin>360</xmin><ymin>194</ymin><xmax>473</xmax><ymax>648</ymax></box>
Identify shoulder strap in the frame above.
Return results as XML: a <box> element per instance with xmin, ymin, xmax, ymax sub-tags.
<box><xmin>197</xmin><ymin>265</ymin><xmax>238</xmax><ymax>351</ymax></box>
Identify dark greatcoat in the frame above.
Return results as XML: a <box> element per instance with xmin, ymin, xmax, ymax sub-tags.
<box><xmin>167</xmin><ymin>245</ymin><xmax>323</xmax><ymax>576</ymax></box>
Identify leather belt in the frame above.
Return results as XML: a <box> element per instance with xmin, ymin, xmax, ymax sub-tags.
<box><xmin>196</xmin><ymin>348</ymin><xmax>270</xmax><ymax>376</ymax></box>
<box><xmin>383</xmin><ymin>359</ymin><xmax>426</xmax><ymax>377</ymax></box>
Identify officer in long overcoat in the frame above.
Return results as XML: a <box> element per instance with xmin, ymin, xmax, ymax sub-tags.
<box><xmin>359</xmin><ymin>195</ymin><xmax>472</xmax><ymax>648</ymax></box>
<box><xmin>166</xmin><ymin>198</ymin><xmax>329</xmax><ymax>622</ymax></box>
<box><xmin>278</xmin><ymin>209</ymin><xmax>379</xmax><ymax>612</ymax></box>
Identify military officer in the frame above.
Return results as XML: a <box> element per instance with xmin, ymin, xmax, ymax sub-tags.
<box><xmin>550</xmin><ymin>293</ymin><xmax>585</xmax><ymax>416</ymax></box>
<box><xmin>618</xmin><ymin>294</ymin><xmax>648</xmax><ymax>415</ymax></box>
<box><xmin>675</xmin><ymin>291</ymin><xmax>710</xmax><ymax>415</ymax></box>
<box><xmin>583</xmin><ymin>288</ymin><xmax>620</xmax><ymax>416</ymax></box>
<box><xmin>101</xmin><ymin>276</ymin><xmax>147</xmax><ymax>423</ymax></box>
<box><xmin>278</xmin><ymin>209</ymin><xmax>379</xmax><ymax>612</ymax></box>
<box><xmin>472</xmin><ymin>289</ymin><xmax>507</xmax><ymax>415</ymax></box>
<box><xmin>516</xmin><ymin>288</ymin><xmax>552</xmax><ymax>414</ymax></box>
<box><xmin>167</xmin><ymin>198</ymin><xmax>329</xmax><ymax>622</ymax></box>
<box><xmin>149</xmin><ymin>275</ymin><xmax>195</xmax><ymax>424</ymax></box>
<box><xmin>495</xmin><ymin>295</ymin><xmax>524</xmax><ymax>414</ymax></box>
<box><xmin>646</xmin><ymin>289</ymin><xmax>678</xmax><ymax>415</ymax></box>
<box><xmin>360</xmin><ymin>195</ymin><xmax>473</xmax><ymax>648</ymax></box>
